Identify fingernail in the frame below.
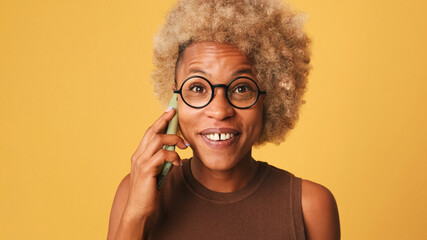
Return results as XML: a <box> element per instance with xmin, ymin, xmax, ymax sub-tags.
<box><xmin>185</xmin><ymin>143</ymin><xmax>190</xmax><ymax>147</ymax></box>
<box><xmin>166</xmin><ymin>106</ymin><xmax>173</xmax><ymax>112</ymax></box>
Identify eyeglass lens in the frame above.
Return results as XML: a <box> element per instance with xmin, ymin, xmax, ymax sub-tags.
<box><xmin>180</xmin><ymin>77</ymin><xmax>259</xmax><ymax>108</ymax></box>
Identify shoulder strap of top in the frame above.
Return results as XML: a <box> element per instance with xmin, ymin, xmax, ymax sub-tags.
<box><xmin>291</xmin><ymin>176</ymin><xmax>307</xmax><ymax>239</ymax></box>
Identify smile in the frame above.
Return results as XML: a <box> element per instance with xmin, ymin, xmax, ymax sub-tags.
<box><xmin>199</xmin><ymin>128</ymin><xmax>240</xmax><ymax>148</ymax></box>
<box><xmin>204</xmin><ymin>133</ymin><xmax>234</xmax><ymax>141</ymax></box>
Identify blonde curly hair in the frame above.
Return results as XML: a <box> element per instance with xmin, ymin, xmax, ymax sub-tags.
<box><xmin>151</xmin><ymin>0</ymin><xmax>311</xmax><ymax>145</ymax></box>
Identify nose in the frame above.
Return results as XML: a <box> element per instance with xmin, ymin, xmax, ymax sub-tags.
<box><xmin>204</xmin><ymin>88</ymin><xmax>235</xmax><ymax>120</ymax></box>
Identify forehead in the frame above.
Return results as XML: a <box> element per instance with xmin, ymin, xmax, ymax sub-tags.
<box><xmin>176</xmin><ymin>42</ymin><xmax>255</xmax><ymax>83</ymax></box>
<box><xmin>182</xmin><ymin>42</ymin><xmax>250</xmax><ymax>61</ymax></box>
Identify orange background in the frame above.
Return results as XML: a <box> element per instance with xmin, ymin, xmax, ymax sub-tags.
<box><xmin>1</xmin><ymin>0</ymin><xmax>426</xmax><ymax>239</ymax></box>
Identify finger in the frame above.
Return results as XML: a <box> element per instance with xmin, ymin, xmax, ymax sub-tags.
<box><xmin>181</xmin><ymin>138</ymin><xmax>191</xmax><ymax>149</ymax></box>
<box><xmin>132</xmin><ymin>133</ymin><xmax>187</xmax><ymax>163</ymax></box>
<box><xmin>132</xmin><ymin>108</ymin><xmax>177</xmax><ymax>158</ymax></box>
<box><xmin>158</xmin><ymin>134</ymin><xmax>188</xmax><ymax>150</ymax></box>
<box><xmin>155</xmin><ymin>149</ymin><xmax>182</xmax><ymax>167</ymax></box>
<box><xmin>137</xmin><ymin>149</ymin><xmax>181</xmax><ymax>174</ymax></box>
<box><xmin>149</xmin><ymin>108</ymin><xmax>176</xmax><ymax>134</ymax></box>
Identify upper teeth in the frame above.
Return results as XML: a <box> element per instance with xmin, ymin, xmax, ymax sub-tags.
<box><xmin>205</xmin><ymin>133</ymin><xmax>234</xmax><ymax>141</ymax></box>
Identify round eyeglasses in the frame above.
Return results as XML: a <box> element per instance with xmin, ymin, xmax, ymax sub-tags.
<box><xmin>174</xmin><ymin>76</ymin><xmax>266</xmax><ymax>109</ymax></box>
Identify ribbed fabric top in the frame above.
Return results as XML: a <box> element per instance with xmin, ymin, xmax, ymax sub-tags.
<box><xmin>181</xmin><ymin>159</ymin><xmax>269</xmax><ymax>203</ymax></box>
<box><xmin>144</xmin><ymin>159</ymin><xmax>306</xmax><ymax>240</ymax></box>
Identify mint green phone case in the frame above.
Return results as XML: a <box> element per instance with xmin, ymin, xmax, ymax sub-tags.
<box><xmin>156</xmin><ymin>93</ymin><xmax>178</xmax><ymax>189</ymax></box>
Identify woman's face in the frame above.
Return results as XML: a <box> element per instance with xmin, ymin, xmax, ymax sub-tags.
<box><xmin>175</xmin><ymin>42</ymin><xmax>264</xmax><ymax>171</ymax></box>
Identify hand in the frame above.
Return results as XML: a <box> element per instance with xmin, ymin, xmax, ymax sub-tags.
<box><xmin>124</xmin><ymin>108</ymin><xmax>188</xmax><ymax>219</ymax></box>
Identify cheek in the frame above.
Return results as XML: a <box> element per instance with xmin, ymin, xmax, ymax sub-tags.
<box><xmin>247</xmin><ymin>104</ymin><xmax>264</xmax><ymax>138</ymax></box>
<box><xmin>177</xmin><ymin>101</ymin><xmax>188</xmax><ymax>130</ymax></box>
<box><xmin>177</xmin><ymin>101</ymin><xmax>198</xmax><ymax>139</ymax></box>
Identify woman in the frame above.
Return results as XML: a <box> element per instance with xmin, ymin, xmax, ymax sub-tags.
<box><xmin>108</xmin><ymin>0</ymin><xmax>340</xmax><ymax>239</ymax></box>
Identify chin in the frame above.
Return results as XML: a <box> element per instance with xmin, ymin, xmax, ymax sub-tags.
<box><xmin>196</xmin><ymin>152</ymin><xmax>241</xmax><ymax>171</ymax></box>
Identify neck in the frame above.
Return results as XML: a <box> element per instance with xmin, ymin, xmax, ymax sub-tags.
<box><xmin>190</xmin><ymin>151</ymin><xmax>258</xmax><ymax>193</ymax></box>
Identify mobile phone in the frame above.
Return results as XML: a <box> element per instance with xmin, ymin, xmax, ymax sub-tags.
<box><xmin>156</xmin><ymin>93</ymin><xmax>179</xmax><ymax>189</ymax></box>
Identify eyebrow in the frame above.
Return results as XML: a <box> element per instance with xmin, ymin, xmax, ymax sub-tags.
<box><xmin>232</xmin><ymin>68</ymin><xmax>255</xmax><ymax>77</ymax></box>
<box><xmin>188</xmin><ymin>68</ymin><xmax>208</xmax><ymax>76</ymax></box>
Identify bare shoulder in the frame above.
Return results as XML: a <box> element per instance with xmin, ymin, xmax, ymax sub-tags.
<box><xmin>114</xmin><ymin>174</ymin><xmax>131</xmax><ymax>200</ymax></box>
<box><xmin>107</xmin><ymin>174</ymin><xmax>131</xmax><ymax>240</ymax></box>
<box><xmin>301</xmin><ymin>179</ymin><xmax>341</xmax><ymax>240</ymax></box>
<box><xmin>301</xmin><ymin>180</ymin><xmax>336</xmax><ymax>210</ymax></box>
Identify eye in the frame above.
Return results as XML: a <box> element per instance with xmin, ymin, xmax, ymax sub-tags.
<box><xmin>231</xmin><ymin>83</ymin><xmax>254</xmax><ymax>94</ymax></box>
<box><xmin>234</xmin><ymin>85</ymin><xmax>248</xmax><ymax>93</ymax></box>
<box><xmin>189</xmin><ymin>84</ymin><xmax>206</xmax><ymax>93</ymax></box>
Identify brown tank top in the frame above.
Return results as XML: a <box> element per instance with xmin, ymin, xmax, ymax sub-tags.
<box><xmin>144</xmin><ymin>159</ymin><xmax>306</xmax><ymax>240</ymax></box>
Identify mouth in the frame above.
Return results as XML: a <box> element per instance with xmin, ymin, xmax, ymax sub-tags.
<box><xmin>204</xmin><ymin>132</ymin><xmax>235</xmax><ymax>141</ymax></box>
<box><xmin>199</xmin><ymin>128</ymin><xmax>240</xmax><ymax>148</ymax></box>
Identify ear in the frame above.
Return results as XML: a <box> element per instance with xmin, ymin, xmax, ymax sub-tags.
<box><xmin>172</xmin><ymin>80</ymin><xmax>177</xmax><ymax>90</ymax></box>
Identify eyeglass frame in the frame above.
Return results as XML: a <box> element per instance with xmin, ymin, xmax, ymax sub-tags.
<box><xmin>173</xmin><ymin>75</ymin><xmax>266</xmax><ymax>109</ymax></box>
